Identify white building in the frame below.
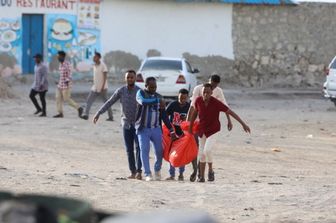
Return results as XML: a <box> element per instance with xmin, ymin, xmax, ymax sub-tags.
<box><xmin>0</xmin><ymin>0</ymin><xmax>295</xmax><ymax>77</ymax></box>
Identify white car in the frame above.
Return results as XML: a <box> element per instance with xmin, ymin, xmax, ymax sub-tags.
<box><xmin>323</xmin><ymin>56</ymin><xmax>336</xmax><ymax>106</ymax></box>
<box><xmin>136</xmin><ymin>57</ymin><xmax>199</xmax><ymax>98</ymax></box>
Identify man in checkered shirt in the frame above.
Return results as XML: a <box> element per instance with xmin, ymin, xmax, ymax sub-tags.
<box><xmin>53</xmin><ymin>51</ymin><xmax>83</xmax><ymax>118</ymax></box>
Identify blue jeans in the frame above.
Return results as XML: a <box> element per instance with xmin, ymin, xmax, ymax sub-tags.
<box><xmin>123</xmin><ymin>125</ymin><xmax>142</xmax><ymax>174</ymax></box>
<box><xmin>137</xmin><ymin>127</ymin><xmax>163</xmax><ymax>176</ymax></box>
<box><xmin>169</xmin><ymin>164</ymin><xmax>185</xmax><ymax>177</ymax></box>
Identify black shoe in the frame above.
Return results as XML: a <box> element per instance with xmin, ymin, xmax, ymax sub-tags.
<box><xmin>34</xmin><ymin>110</ymin><xmax>42</xmax><ymax>115</ymax></box>
<box><xmin>208</xmin><ymin>171</ymin><xmax>215</xmax><ymax>182</ymax></box>
<box><xmin>190</xmin><ymin>172</ymin><xmax>197</xmax><ymax>182</ymax></box>
<box><xmin>81</xmin><ymin>115</ymin><xmax>89</xmax><ymax>120</ymax></box>
<box><xmin>197</xmin><ymin>177</ymin><xmax>205</xmax><ymax>183</ymax></box>
<box><xmin>53</xmin><ymin>113</ymin><xmax>63</xmax><ymax>118</ymax></box>
<box><xmin>178</xmin><ymin>174</ymin><xmax>184</xmax><ymax>181</ymax></box>
<box><xmin>106</xmin><ymin>117</ymin><xmax>114</xmax><ymax>121</ymax></box>
<box><xmin>39</xmin><ymin>113</ymin><xmax>46</xmax><ymax>117</ymax></box>
<box><xmin>78</xmin><ymin>107</ymin><xmax>83</xmax><ymax>117</ymax></box>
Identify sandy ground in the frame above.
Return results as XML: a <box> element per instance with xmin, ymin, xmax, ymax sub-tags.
<box><xmin>1</xmin><ymin>82</ymin><xmax>336</xmax><ymax>223</ymax></box>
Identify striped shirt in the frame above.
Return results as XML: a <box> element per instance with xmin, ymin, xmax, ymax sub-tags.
<box><xmin>135</xmin><ymin>89</ymin><xmax>173</xmax><ymax>132</ymax></box>
<box><xmin>58</xmin><ymin>61</ymin><xmax>72</xmax><ymax>89</ymax></box>
<box><xmin>97</xmin><ymin>85</ymin><xmax>140</xmax><ymax>128</ymax></box>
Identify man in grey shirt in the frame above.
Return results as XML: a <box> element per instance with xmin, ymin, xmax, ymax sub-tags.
<box><xmin>29</xmin><ymin>54</ymin><xmax>48</xmax><ymax>117</ymax></box>
<box><xmin>93</xmin><ymin>70</ymin><xmax>142</xmax><ymax>180</ymax></box>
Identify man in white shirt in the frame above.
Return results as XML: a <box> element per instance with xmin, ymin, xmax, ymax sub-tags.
<box><xmin>80</xmin><ymin>52</ymin><xmax>113</xmax><ymax>121</ymax></box>
<box><xmin>187</xmin><ymin>74</ymin><xmax>232</xmax><ymax>182</ymax></box>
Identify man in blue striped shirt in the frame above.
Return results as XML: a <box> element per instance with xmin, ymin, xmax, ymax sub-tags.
<box><xmin>135</xmin><ymin>77</ymin><xmax>176</xmax><ymax>182</ymax></box>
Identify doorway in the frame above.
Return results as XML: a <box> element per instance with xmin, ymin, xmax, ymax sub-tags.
<box><xmin>22</xmin><ymin>14</ymin><xmax>44</xmax><ymax>74</ymax></box>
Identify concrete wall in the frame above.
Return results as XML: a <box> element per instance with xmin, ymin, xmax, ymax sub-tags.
<box><xmin>232</xmin><ymin>3</ymin><xmax>336</xmax><ymax>87</ymax></box>
<box><xmin>100</xmin><ymin>0</ymin><xmax>234</xmax><ymax>60</ymax></box>
<box><xmin>101</xmin><ymin>1</ymin><xmax>336</xmax><ymax>88</ymax></box>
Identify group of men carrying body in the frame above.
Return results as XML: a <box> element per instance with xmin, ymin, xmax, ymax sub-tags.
<box><xmin>29</xmin><ymin>51</ymin><xmax>250</xmax><ymax>182</ymax></box>
<box><xmin>93</xmin><ymin>70</ymin><xmax>250</xmax><ymax>182</ymax></box>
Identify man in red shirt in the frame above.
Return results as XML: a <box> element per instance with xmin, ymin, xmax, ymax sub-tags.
<box><xmin>188</xmin><ymin>83</ymin><xmax>251</xmax><ymax>182</ymax></box>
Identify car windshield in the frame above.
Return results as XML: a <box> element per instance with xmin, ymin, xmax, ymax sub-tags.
<box><xmin>331</xmin><ymin>58</ymin><xmax>336</xmax><ymax>69</ymax></box>
<box><xmin>141</xmin><ymin>60</ymin><xmax>182</xmax><ymax>71</ymax></box>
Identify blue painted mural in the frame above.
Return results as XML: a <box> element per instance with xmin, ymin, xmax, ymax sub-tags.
<box><xmin>0</xmin><ymin>18</ymin><xmax>22</xmax><ymax>77</ymax></box>
<box><xmin>47</xmin><ymin>14</ymin><xmax>101</xmax><ymax>78</ymax></box>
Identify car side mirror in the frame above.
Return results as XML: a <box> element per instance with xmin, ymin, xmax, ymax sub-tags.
<box><xmin>193</xmin><ymin>68</ymin><xmax>200</xmax><ymax>73</ymax></box>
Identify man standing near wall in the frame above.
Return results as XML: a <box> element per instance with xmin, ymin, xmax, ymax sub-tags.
<box><xmin>93</xmin><ymin>70</ymin><xmax>142</xmax><ymax>180</ymax></box>
<box><xmin>29</xmin><ymin>53</ymin><xmax>48</xmax><ymax>117</ymax></box>
<box><xmin>187</xmin><ymin>74</ymin><xmax>232</xmax><ymax>182</ymax></box>
<box><xmin>80</xmin><ymin>52</ymin><xmax>113</xmax><ymax>121</ymax></box>
<box><xmin>53</xmin><ymin>51</ymin><xmax>83</xmax><ymax>118</ymax></box>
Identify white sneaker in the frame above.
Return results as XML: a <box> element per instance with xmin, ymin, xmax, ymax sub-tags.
<box><xmin>145</xmin><ymin>175</ymin><xmax>153</xmax><ymax>182</ymax></box>
<box><xmin>154</xmin><ymin>171</ymin><xmax>161</xmax><ymax>181</ymax></box>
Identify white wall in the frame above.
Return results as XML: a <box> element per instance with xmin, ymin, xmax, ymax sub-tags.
<box><xmin>100</xmin><ymin>0</ymin><xmax>234</xmax><ymax>59</ymax></box>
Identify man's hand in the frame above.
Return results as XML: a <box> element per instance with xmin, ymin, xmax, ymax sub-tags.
<box><xmin>160</xmin><ymin>99</ymin><xmax>166</xmax><ymax>109</ymax></box>
<box><xmin>170</xmin><ymin>132</ymin><xmax>178</xmax><ymax>141</ymax></box>
<box><xmin>93</xmin><ymin>114</ymin><xmax>100</xmax><ymax>124</ymax></box>
<box><xmin>242</xmin><ymin>124</ymin><xmax>251</xmax><ymax>134</ymax></box>
<box><xmin>227</xmin><ymin>120</ymin><xmax>233</xmax><ymax>131</ymax></box>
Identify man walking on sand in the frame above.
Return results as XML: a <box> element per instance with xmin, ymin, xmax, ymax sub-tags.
<box><xmin>29</xmin><ymin>53</ymin><xmax>48</xmax><ymax>117</ymax></box>
<box><xmin>187</xmin><ymin>74</ymin><xmax>232</xmax><ymax>182</ymax></box>
<box><xmin>188</xmin><ymin>83</ymin><xmax>251</xmax><ymax>183</ymax></box>
<box><xmin>81</xmin><ymin>52</ymin><xmax>113</xmax><ymax>121</ymax></box>
<box><xmin>53</xmin><ymin>51</ymin><xmax>83</xmax><ymax>118</ymax></box>
<box><xmin>135</xmin><ymin>77</ymin><xmax>176</xmax><ymax>182</ymax></box>
<box><xmin>93</xmin><ymin>70</ymin><xmax>142</xmax><ymax>179</ymax></box>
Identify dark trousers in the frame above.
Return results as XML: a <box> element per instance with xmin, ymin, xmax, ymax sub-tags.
<box><xmin>29</xmin><ymin>89</ymin><xmax>47</xmax><ymax>114</ymax></box>
<box><xmin>123</xmin><ymin>125</ymin><xmax>142</xmax><ymax>174</ymax></box>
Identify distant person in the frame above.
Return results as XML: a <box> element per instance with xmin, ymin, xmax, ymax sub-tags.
<box><xmin>187</xmin><ymin>74</ymin><xmax>232</xmax><ymax>182</ymax></box>
<box><xmin>93</xmin><ymin>70</ymin><xmax>142</xmax><ymax>180</ymax></box>
<box><xmin>53</xmin><ymin>51</ymin><xmax>83</xmax><ymax>118</ymax></box>
<box><xmin>135</xmin><ymin>77</ymin><xmax>176</xmax><ymax>182</ymax></box>
<box><xmin>29</xmin><ymin>54</ymin><xmax>48</xmax><ymax>117</ymax></box>
<box><xmin>188</xmin><ymin>83</ymin><xmax>250</xmax><ymax>182</ymax></box>
<box><xmin>165</xmin><ymin>88</ymin><xmax>190</xmax><ymax>181</ymax></box>
<box><xmin>80</xmin><ymin>52</ymin><xmax>113</xmax><ymax>121</ymax></box>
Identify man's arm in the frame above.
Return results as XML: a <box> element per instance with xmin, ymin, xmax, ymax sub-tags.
<box><xmin>186</xmin><ymin>105</ymin><xmax>195</xmax><ymax>121</ymax></box>
<box><xmin>217</xmin><ymin>88</ymin><xmax>232</xmax><ymax>131</ymax></box>
<box><xmin>225</xmin><ymin>109</ymin><xmax>250</xmax><ymax>134</ymax></box>
<box><xmin>39</xmin><ymin>66</ymin><xmax>48</xmax><ymax>90</ymax></box>
<box><xmin>101</xmin><ymin>71</ymin><xmax>107</xmax><ymax>92</ymax></box>
<box><xmin>226</xmin><ymin>113</ymin><xmax>233</xmax><ymax>131</ymax></box>
<box><xmin>187</xmin><ymin>85</ymin><xmax>201</xmax><ymax>121</ymax></box>
<box><xmin>64</xmin><ymin>62</ymin><xmax>72</xmax><ymax>83</ymax></box>
<box><xmin>165</xmin><ymin>101</ymin><xmax>174</xmax><ymax>119</ymax></box>
<box><xmin>188</xmin><ymin>109</ymin><xmax>198</xmax><ymax>134</ymax></box>
<box><xmin>161</xmin><ymin>108</ymin><xmax>177</xmax><ymax>140</ymax></box>
<box><xmin>136</xmin><ymin>90</ymin><xmax>160</xmax><ymax>105</ymax></box>
<box><xmin>93</xmin><ymin>88</ymin><xmax>120</xmax><ymax>123</ymax></box>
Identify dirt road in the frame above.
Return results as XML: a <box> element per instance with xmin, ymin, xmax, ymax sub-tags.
<box><xmin>1</xmin><ymin>83</ymin><xmax>336</xmax><ymax>222</ymax></box>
